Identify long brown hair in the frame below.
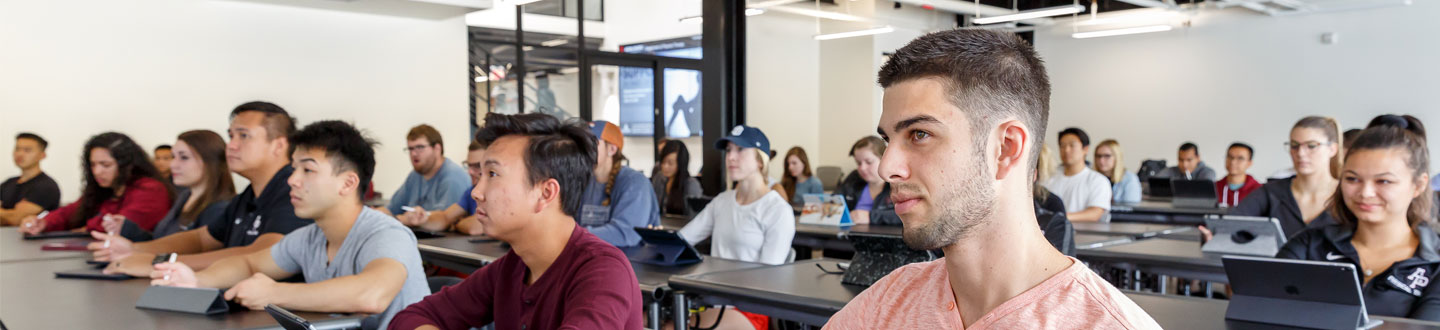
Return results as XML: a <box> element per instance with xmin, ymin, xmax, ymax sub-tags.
<box><xmin>177</xmin><ymin>130</ymin><xmax>237</xmax><ymax>223</ymax></box>
<box><xmin>72</xmin><ymin>132</ymin><xmax>174</xmax><ymax>228</ymax></box>
<box><xmin>1293</xmin><ymin>116</ymin><xmax>1344</xmax><ymax>179</ymax></box>
<box><xmin>1330</xmin><ymin>114</ymin><xmax>1432</xmax><ymax>229</ymax></box>
<box><xmin>659</xmin><ymin>140</ymin><xmax>691</xmax><ymax>214</ymax></box>
<box><xmin>779</xmin><ymin>147</ymin><xmax>813</xmax><ymax>199</ymax></box>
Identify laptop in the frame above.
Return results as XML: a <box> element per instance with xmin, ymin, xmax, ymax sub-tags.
<box><xmin>1146</xmin><ymin>177</ymin><xmax>1174</xmax><ymax>200</ymax></box>
<box><xmin>620</xmin><ymin>227</ymin><xmax>703</xmax><ymax>266</ymax></box>
<box><xmin>1223</xmin><ymin>256</ymin><xmax>1382</xmax><ymax>330</ymax></box>
<box><xmin>1172</xmin><ymin>179</ymin><xmax>1218</xmax><ymax>209</ymax></box>
<box><xmin>1202</xmin><ymin>215</ymin><xmax>1286</xmax><ymax>257</ymax></box>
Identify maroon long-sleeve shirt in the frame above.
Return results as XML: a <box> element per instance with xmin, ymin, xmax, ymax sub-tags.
<box><xmin>41</xmin><ymin>177</ymin><xmax>171</xmax><ymax>233</ymax></box>
<box><xmin>389</xmin><ymin>224</ymin><xmax>643</xmax><ymax>330</ymax></box>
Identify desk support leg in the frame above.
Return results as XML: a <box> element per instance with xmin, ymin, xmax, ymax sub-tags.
<box><xmin>1132</xmin><ymin>270</ymin><xmax>1141</xmax><ymax>291</ymax></box>
<box><xmin>649</xmin><ymin>300</ymin><xmax>661</xmax><ymax>330</ymax></box>
<box><xmin>673</xmin><ymin>291</ymin><xmax>689</xmax><ymax>330</ymax></box>
<box><xmin>1205</xmin><ymin>282</ymin><xmax>1213</xmax><ymax>299</ymax></box>
<box><xmin>1158</xmin><ymin>275</ymin><xmax>1169</xmax><ymax>294</ymax></box>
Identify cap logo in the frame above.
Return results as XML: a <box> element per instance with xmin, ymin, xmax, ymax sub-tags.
<box><xmin>732</xmin><ymin>126</ymin><xmax>745</xmax><ymax>136</ymax></box>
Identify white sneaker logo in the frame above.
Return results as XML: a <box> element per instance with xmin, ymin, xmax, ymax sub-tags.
<box><xmin>1326</xmin><ymin>252</ymin><xmax>1345</xmax><ymax>261</ymax></box>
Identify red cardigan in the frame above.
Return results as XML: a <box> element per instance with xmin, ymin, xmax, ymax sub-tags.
<box><xmin>41</xmin><ymin>177</ymin><xmax>172</xmax><ymax>233</ymax></box>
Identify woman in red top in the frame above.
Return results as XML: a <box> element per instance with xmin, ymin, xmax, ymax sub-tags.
<box><xmin>19</xmin><ymin>132</ymin><xmax>173</xmax><ymax>234</ymax></box>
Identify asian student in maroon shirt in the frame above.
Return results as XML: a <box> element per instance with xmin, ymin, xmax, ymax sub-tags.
<box><xmin>389</xmin><ymin>113</ymin><xmax>643</xmax><ymax>330</ymax></box>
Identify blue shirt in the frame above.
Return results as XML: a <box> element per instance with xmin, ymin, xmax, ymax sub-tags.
<box><xmin>855</xmin><ymin>186</ymin><xmax>875</xmax><ymax>212</ymax></box>
<box><xmin>458</xmin><ymin>184</ymin><xmax>477</xmax><ymax>215</ymax></box>
<box><xmin>1111</xmin><ymin>172</ymin><xmax>1142</xmax><ymax>203</ymax></box>
<box><xmin>790</xmin><ymin>176</ymin><xmax>825</xmax><ymax>205</ymax></box>
<box><xmin>579</xmin><ymin>167</ymin><xmax>661</xmax><ymax>247</ymax></box>
<box><xmin>388</xmin><ymin>160</ymin><xmax>472</xmax><ymax>215</ymax></box>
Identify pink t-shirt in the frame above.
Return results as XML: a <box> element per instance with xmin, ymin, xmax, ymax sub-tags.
<box><xmin>824</xmin><ymin>257</ymin><xmax>1160</xmax><ymax>329</ymax></box>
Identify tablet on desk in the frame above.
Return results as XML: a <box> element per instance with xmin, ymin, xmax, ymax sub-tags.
<box><xmin>23</xmin><ymin>231</ymin><xmax>91</xmax><ymax>240</ymax></box>
<box><xmin>1202</xmin><ymin>215</ymin><xmax>1286</xmax><ymax>257</ymax></box>
<box><xmin>622</xmin><ymin>227</ymin><xmax>702</xmax><ymax>266</ymax></box>
<box><xmin>410</xmin><ymin>228</ymin><xmax>446</xmax><ymax>240</ymax></box>
<box><xmin>55</xmin><ymin>267</ymin><xmax>134</xmax><ymax>281</ymax></box>
<box><xmin>1223</xmin><ymin>255</ymin><xmax>1381</xmax><ymax>329</ymax></box>
<box><xmin>1172</xmin><ymin>179</ymin><xmax>1219</xmax><ymax>209</ymax></box>
<box><xmin>41</xmin><ymin>240</ymin><xmax>91</xmax><ymax>251</ymax></box>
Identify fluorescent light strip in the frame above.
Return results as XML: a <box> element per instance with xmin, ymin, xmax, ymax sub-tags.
<box><xmin>504</xmin><ymin>0</ymin><xmax>543</xmax><ymax>5</ymax></box>
<box><xmin>973</xmin><ymin>4</ymin><xmax>1085</xmax><ymax>25</ymax></box>
<box><xmin>814</xmin><ymin>26</ymin><xmax>894</xmax><ymax>41</ymax></box>
<box><xmin>1072</xmin><ymin>25</ymin><xmax>1172</xmax><ymax>39</ymax></box>
<box><xmin>539</xmin><ymin>39</ymin><xmax>569</xmax><ymax>47</ymax></box>
<box><xmin>766</xmin><ymin>5</ymin><xmax>868</xmax><ymax>22</ymax></box>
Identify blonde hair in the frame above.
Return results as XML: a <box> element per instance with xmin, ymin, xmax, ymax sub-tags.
<box><xmin>1034</xmin><ymin>144</ymin><xmax>1057</xmax><ymax>201</ymax></box>
<box><xmin>1293</xmin><ymin>116</ymin><xmax>1344</xmax><ymax>179</ymax></box>
<box><xmin>1093</xmin><ymin>139</ymin><xmax>1125</xmax><ymax>184</ymax></box>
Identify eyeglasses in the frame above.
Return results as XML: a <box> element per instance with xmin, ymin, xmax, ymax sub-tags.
<box><xmin>1284</xmin><ymin>141</ymin><xmax>1331</xmax><ymax>152</ymax></box>
<box><xmin>402</xmin><ymin>143</ymin><xmax>435</xmax><ymax>153</ymax></box>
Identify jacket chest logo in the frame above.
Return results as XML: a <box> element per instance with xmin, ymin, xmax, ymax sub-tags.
<box><xmin>1386</xmin><ymin>267</ymin><xmax>1430</xmax><ymax>296</ymax></box>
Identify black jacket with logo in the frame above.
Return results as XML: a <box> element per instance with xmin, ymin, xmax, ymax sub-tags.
<box><xmin>1276</xmin><ymin>223</ymin><xmax>1440</xmax><ymax>321</ymax></box>
<box><xmin>1230</xmin><ymin>176</ymin><xmax>1338</xmax><ymax>239</ymax></box>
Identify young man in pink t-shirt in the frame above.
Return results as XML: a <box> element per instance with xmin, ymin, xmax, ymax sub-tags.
<box><xmin>824</xmin><ymin>30</ymin><xmax>1160</xmax><ymax>329</ymax></box>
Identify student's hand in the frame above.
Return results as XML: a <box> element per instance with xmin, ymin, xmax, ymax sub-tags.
<box><xmin>457</xmin><ymin>217</ymin><xmax>486</xmax><ymax>236</ymax></box>
<box><xmin>18</xmin><ymin>216</ymin><xmax>45</xmax><ymax>235</ymax></box>
<box><xmin>150</xmin><ymin>261</ymin><xmax>198</xmax><ymax>288</ymax></box>
<box><xmin>88</xmin><ymin>231</ymin><xmax>134</xmax><ymax>261</ymax></box>
<box><xmin>400</xmin><ymin>207</ymin><xmax>429</xmax><ymax>227</ymax></box>
<box><xmin>100</xmin><ymin>214</ymin><xmax>126</xmax><ymax>234</ymax></box>
<box><xmin>106</xmin><ymin>252</ymin><xmax>157</xmax><ymax>277</ymax></box>
<box><xmin>1198</xmin><ymin>225</ymin><xmax>1214</xmax><ymax>243</ymax></box>
<box><xmin>224</xmin><ymin>273</ymin><xmax>280</xmax><ymax>310</ymax></box>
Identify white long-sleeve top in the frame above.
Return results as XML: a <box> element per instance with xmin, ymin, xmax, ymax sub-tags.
<box><xmin>678</xmin><ymin>190</ymin><xmax>796</xmax><ymax>265</ymax></box>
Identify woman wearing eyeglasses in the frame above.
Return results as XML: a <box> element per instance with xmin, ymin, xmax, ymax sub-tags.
<box><xmin>1229</xmin><ymin>116</ymin><xmax>1344</xmax><ymax>237</ymax></box>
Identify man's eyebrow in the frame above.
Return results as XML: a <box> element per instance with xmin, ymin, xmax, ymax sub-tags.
<box><xmin>892</xmin><ymin>115</ymin><xmax>941</xmax><ymax>133</ymax></box>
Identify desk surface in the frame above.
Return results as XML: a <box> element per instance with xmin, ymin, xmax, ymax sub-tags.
<box><xmin>1076</xmin><ymin>237</ymin><xmax>1227</xmax><ymax>283</ymax></box>
<box><xmin>0</xmin><ymin>258</ymin><xmax>360</xmax><ymax>330</ymax></box>
<box><xmin>1</xmin><ymin>227</ymin><xmax>91</xmax><ymax>263</ymax></box>
<box><xmin>1112</xmin><ymin>200</ymin><xmax>1226</xmax><ymax>215</ymax></box>
<box><xmin>416</xmin><ymin>236</ymin><xmax>768</xmax><ymax>293</ymax></box>
<box><xmin>1128</xmin><ymin>292</ymin><xmax>1440</xmax><ymax>329</ymax></box>
<box><xmin>1072</xmin><ymin>222</ymin><xmax>1194</xmax><ymax>238</ymax></box>
<box><xmin>1076</xmin><ymin>233</ymin><xmax>1135</xmax><ymax>250</ymax></box>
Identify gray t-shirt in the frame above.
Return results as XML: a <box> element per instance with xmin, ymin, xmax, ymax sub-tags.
<box><xmin>270</xmin><ymin>207</ymin><xmax>428</xmax><ymax>330</ymax></box>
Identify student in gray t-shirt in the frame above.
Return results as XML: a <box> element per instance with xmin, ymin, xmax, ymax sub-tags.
<box><xmin>149</xmin><ymin>121</ymin><xmax>427</xmax><ymax>330</ymax></box>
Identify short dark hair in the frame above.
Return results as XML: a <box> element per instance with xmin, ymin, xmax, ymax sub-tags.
<box><xmin>1058</xmin><ymin>127</ymin><xmax>1089</xmax><ymax>147</ymax></box>
<box><xmin>230</xmin><ymin>101</ymin><xmax>296</xmax><ymax>141</ymax></box>
<box><xmin>407</xmin><ymin>124</ymin><xmax>445</xmax><ymax>154</ymax></box>
<box><xmin>877</xmin><ymin>29</ymin><xmax>1050</xmax><ymax>176</ymax></box>
<box><xmin>474</xmin><ymin>113</ymin><xmax>597</xmax><ymax>217</ymax></box>
<box><xmin>154</xmin><ymin>145</ymin><xmax>172</xmax><ymax>152</ymax></box>
<box><xmin>1342</xmin><ymin>128</ymin><xmax>1363</xmax><ymax>150</ymax></box>
<box><xmin>468</xmin><ymin>140</ymin><xmax>484</xmax><ymax>152</ymax></box>
<box><xmin>289</xmin><ymin>120</ymin><xmax>378</xmax><ymax>202</ymax></box>
<box><xmin>15</xmin><ymin>133</ymin><xmax>47</xmax><ymax>150</ymax></box>
<box><xmin>1178</xmin><ymin>142</ymin><xmax>1199</xmax><ymax>156</ymax></box>
<box><xmin>1228</xmin><ymin>143</ymin><xmax>1254</xmax><ymax>160</ymax></box>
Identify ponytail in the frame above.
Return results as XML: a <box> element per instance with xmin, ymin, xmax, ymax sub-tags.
<box><xmin>602</xmin><ymin>153</ymin><xmax>626</xmax><ymax>206</ymax></box>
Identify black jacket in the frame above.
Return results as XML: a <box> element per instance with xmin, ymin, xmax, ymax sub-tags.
<box><xmin>1036</xmin><ymin>192</ymin><xmax>1075</xmax><ymax>256</ymax></box>
<box><xmin>1230</xmin><ymin>176</ymin><xmax>1336</xmax><ymax>239</ymax></box>
<box><xmin>1277</xmin><ymin>224</ymin><xmax>1440</xmax><ymax>321</ymax></box>
<box><xmin>836</xmin><ymin>171</ymin><xmax>901</xmax><ymax>226</ymax></box>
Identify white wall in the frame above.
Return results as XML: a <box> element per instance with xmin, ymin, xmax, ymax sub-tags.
<box><xmin>0</xmin><ymin>0</ymin><xmax>470</xmax><ymax>202</ymax></box>
<box><xmin>1035</xmin><ymin>4</ymin><xmax>1440</xmax><ymax>180</ymax></box>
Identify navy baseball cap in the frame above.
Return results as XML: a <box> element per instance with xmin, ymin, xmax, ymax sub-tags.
<box><xmin>714</xmin><ymin>125</ymin><xmax>770</xmax><ymax>154</ymax></box>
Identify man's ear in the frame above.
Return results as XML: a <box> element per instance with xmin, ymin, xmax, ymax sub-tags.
<box><xmin>994</xmin><ymin>120</ymin><xmax>1029</xmax><ymax>181</ymax></box>
<box><xmin>340</xmin><ymin>171</ymin><xmax>360</xmax><ymax>199</ymax></box>
<box><xmin>273</xmin><ymin>138</ymin><xmax>291</xmax><ymax>160</ymax></box>
<box><xmin>535</xmin><ymin>178</ymin><xmax>562</xmax><ymax>214</ymax></box>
